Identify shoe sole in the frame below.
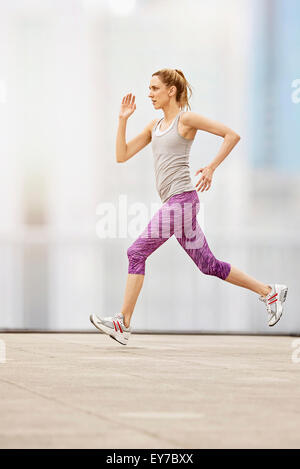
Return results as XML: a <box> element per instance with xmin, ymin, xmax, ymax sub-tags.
<box><xmin>89</xmin><ymin>314</ymin><xmax>129</xmax><ymax>345</ymax></box>
<box><xmin>109</xmin><ymin>334</ymin><xmax>128</xmax><ymax>346</ymax></box>
<box><xmin>269</xmin><ymin>287</ymin><xmax>288</xmax><ymax>327</ymax></box>
<box><xmin>269</xmin><ymin>314</ymin><xmax>283</xmax><ymax>327</ymax></box>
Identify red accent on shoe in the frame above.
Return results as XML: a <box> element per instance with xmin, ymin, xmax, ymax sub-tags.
<box><xmin>269</xmin><ymin>299</ymin><xmax>278</xmax><ymax>305</ymax></box>
<box><xmin>117</xmin><ymin>321</ymin><xmax>123</xmax><ymax>333</ymax></box>
<box><xmin>269</xmin><ymin>293</ymin><xmax>278</xmax><ymax>301</ymax></box>
<box><xmin>113</xmin><ymin>320</ymin><xmax>118</xmax><ymax>332</ymax></box>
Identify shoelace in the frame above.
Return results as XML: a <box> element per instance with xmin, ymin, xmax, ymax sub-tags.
<box><xmin>102</xmin><ymin>314</ymin><xmax>129</xmax><ymax>331</ymax></box>
<box><xmin>259</xmin><ymin>295</ymin><xmax>272</xmax><ymax>315</ymax></box>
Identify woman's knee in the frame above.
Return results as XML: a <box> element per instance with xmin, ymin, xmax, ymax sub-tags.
<box><xmin>127</xmin><ymin>245</ymin><xmax>146</xmax><ymax>275</ymax></box>
<box><xmin>200</xmin><ymin>257</ymin><xmax>231</xmax><ymax>280</ymax></box>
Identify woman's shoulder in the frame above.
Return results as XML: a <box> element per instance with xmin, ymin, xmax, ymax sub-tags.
<box><xmin>180</xmin><ymin>111</ymin><xmax>197</xmax><ymax>124</ymax></box>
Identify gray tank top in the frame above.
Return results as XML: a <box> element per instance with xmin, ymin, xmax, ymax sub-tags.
<box><xmin>151</xmin><ymin>110</ymin><xmax>195</xmax><ymax>203</ymax></box>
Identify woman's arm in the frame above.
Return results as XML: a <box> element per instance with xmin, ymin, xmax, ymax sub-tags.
<box><xmin>116</xmin><ymin>93</ymin><xmax>157</xmax><ymax>163</ymax></box>
<box><xmin>182</xmin><ymin>111</ymin><xmax>240</xmax><ymax>171</ymax></box>
<box><xmin>116</xmin><ymin>118</ymin><xmax>157</xmax><ymax>163</ymax></box>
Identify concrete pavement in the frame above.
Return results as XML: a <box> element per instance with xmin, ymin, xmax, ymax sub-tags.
<box><xmin>0</xmin><ymin>333</ymin><xmax>299</xmax><ymax>448</ymax></box>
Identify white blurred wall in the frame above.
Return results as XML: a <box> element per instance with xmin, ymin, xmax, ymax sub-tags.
<box><xmin>0</xmin><ymin>0</ymin><xmax>299</xmax><ymax>333</ymax></box>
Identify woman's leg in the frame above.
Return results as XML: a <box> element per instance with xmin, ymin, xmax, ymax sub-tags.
<box><xmin>223</xmin><ymin>265</ymin><xmax>271</xmax><ymax>297</ymax></box>
<box><xmin>176</xmin><ymin>223</ymin><xmax>232</xmax><ymax>280</ymax></box>
<box><xmin>123</xmin><ymin>197</ymin><xmax>181</xmax><ymax>326</ymax></box>
<box><xmin>175</xmin><ymin>190</ymin><xmax>271</xmax><ymax>296</ymax></box>
<box><xmin>120</xmin><ymin>274</ymin><xmax>144</xmax><ymax>328</ymax></box>
<box><xmin>174</xmin><ymin>191</ymin><xmax>231</xmax><ymax>280</ymax></box>
<box><xmin>178</xmin><ymin>223</ymin><xmax>272</xmax><ymax>296</ymax></box>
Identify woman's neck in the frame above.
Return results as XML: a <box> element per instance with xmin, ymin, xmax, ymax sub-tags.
<box><xmin>162</xmin><ymin>106</ymin><xmax>182</xmax><ymax>124</ymax></box>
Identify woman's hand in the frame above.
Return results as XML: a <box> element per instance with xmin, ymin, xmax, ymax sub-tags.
<box><xmin>119</xmin><ymin>93</ymin><xmax>136</xmax><ymax>120</ymax></box>
<box><xmin>195</xmin><ymin>166</ymin><xmax>214</xmax><ymax>192</ymax></box>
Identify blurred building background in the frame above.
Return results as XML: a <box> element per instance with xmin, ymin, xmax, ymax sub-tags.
<box><xmin>0</xmin><ymin>0</ymin><xmax>299</xmax><ymax>333</ymax></box>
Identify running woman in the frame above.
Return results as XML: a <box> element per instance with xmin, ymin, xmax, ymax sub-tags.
<box><xmin>90</xmin><ymin>68</ymin><xmax>288</xmax><ymax>345</ymax></box>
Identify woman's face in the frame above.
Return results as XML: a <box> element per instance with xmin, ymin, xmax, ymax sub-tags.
<box><xmin>148</xmin><ymin>76</ymin><xmax>174</xmax><ymax>109</ymax></box>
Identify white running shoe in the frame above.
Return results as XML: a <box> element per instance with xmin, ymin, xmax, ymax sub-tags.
<box><xmin>90</xmin><ymin>312</ymin><xmax>131</xmax><ymax>345</ymax></box>
<box><xmin>259</xmin><ymin>284</ymin><xmax>288</xmax><ymax>327</ymax></box>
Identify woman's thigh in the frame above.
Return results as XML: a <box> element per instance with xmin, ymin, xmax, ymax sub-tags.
<box><xmin>128</xmin><ymin>200</ymin><xmax>174</xmax><ymax>257</ymax></box>
<box><xmin>128</xmin><ymin>191</ymin><xmax>196</xmax><ymax>256</ymax></box>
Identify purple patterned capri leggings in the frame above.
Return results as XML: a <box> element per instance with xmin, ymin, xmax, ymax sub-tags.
<box><xmin>127</xmin><ymin>190</ymin><xmax>231</xmax><ymax>280</ymax></box>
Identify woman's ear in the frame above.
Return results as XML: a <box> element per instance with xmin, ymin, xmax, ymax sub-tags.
<box><xmin>168</xmin><ymin>85</ymin><xmax>177</xmax><ymax>97</ymax></box>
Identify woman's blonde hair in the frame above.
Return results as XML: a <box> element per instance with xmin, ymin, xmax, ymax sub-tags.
<box><xmin>152</xmin><ymin>68</ymin><xmax>193</xmax><ymax>111</ymax></box>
